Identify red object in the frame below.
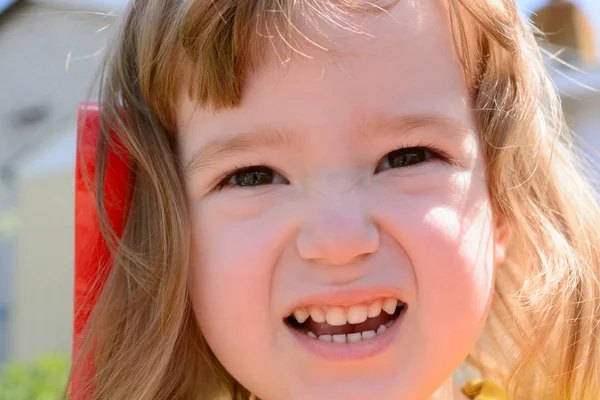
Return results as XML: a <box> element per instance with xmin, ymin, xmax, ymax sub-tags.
<box><xmin>73</xmin><ymin>102</ymin><xmax>130</xmax><ymax>398</ymax></box>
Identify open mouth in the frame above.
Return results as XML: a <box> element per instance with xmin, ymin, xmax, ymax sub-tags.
<box><xmin>285</xmin><ymin>297</ymin><xmax>407</xmax><ymax>344</ymax></box>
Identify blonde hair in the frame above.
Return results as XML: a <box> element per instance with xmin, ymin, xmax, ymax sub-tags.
<box><xmin>70</xmin><ymin>0</ymin><xmax>600</xmax><ymax>399</ymax></box>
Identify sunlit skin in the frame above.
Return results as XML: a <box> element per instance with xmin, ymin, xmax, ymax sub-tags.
<box><xmin>177</xmin><ymin>0</ymin><xmax>508</xmax><ymax>399</ymax></box>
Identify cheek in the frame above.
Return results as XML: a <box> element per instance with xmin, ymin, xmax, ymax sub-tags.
<box><xmin>416</xmin><ymin>202</ymin><xmax>495</xmax><ymax>323</ymax></box>
<box><xmin>187</xmin><ymin>201</ymin><xmax>291</xmax><ymax>388</ymax></box>
<box><xmin>376</xmin><ymin>172</ymin><xmax>495</xmax><ymax>350</ymax></box>
<box><xmin>189</xmin><ymin>208</ymin><xmax>275</xmax><ymax>327</ymax></box>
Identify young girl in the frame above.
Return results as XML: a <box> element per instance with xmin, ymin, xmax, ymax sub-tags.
<box><xmin>70</xmin><ymin>0</ymin><xmax>600</xmax><ymax>399</ymax></box>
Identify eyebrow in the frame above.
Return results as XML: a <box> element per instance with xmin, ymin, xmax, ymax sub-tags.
<box><xmin>184</xmin><ymin>113</ymin><xmax>470</xmax><ymax>175</ymax></box>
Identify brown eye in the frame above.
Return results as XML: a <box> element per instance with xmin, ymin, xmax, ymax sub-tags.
<box><xmin>231</xmin><ymin>166</ymin><xmax>274</xmax><ymax>186</ymax></box>
<box><xmin>376</xmin><ymin>147</ymin><xmax>432</xmax><ymax>172</ymax></box>
<box><xmin>219</xmin><ymin>166</ymin><xmax>288</xmax><ymax>189</ymax></box>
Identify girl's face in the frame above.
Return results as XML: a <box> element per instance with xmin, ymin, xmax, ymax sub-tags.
<box><xmin>177</xmin><ymin>1</ymin><xmax>506</xmax><ymax>399</ymax></box>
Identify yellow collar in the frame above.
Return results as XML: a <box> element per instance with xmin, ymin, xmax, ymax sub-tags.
<box><xmin>461</xmin><ymin>379</ymin><xmax>512</xmax><ymax>400</ymax></box>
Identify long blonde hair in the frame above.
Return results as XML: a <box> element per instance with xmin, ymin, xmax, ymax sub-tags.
<box><xmin>69</xmin><ymin>0</ymin><xmax>600</xmax><ymax>398</ymax></box>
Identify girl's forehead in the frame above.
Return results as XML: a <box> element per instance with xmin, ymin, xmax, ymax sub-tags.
<box><xmin>289</xmin><ymin>0</ymin><xmax>450</xmax><ymax>49</ymax></box>
<box><xmin>175</xmin><ymin>0</ymin><xmax>475</xmax><ymax>148</ymax></box>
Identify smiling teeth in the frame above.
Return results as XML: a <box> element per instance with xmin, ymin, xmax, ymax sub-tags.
<box><xmin>332</xmin><ymin>334</ymin><xmax>346</xmax><ymax>344</ymax></box>
<box><xmin>294</xmin><ymin>298</ymin><xmax>399</xmax><ymax>325</ymax></box>
<box><xmin>306</xmin><ymin>324</ymin><xmax>389</xmax><ymax>343</ymax></box>
<box><xmin>309</xmin><ymin>308</ymin><xmax>326</xmax><ymax>323</ymax></box>
<box><xmin>382</xmin><ymin>298</ymin><xmax>398</xmax><ymax>315</ymax></box>
<box><xmin>325</xmin><ymin>307</ymin><xmax>347</xmax><ymax>326</ymax></box>
<box><xmin>293</xmin><ymin>309</ymin><xmax>310</xmax><ymax>324</ymax></box>
<box><xmin>362</xmin><ymin>330</ymin><xmax>376</xmax><ymax>340</ymax></box>
<box><xmin>318</xmin><ymin>334</ymin><xmax>332</xmax><ymax>342</ymax></box>
<box><xmin>347</xmin><ymin>332</ymin><xmax>362</xmax><ymax>343</ymax></box>
<box><xmin>367</xmin><ymin>301</ymin><xmax>382</xmax><ymax>318</ymax></box>
<box><xmin>347</xmin><ymin>305</ymin><xmax>368</xmax><ymax>324</ymax></box>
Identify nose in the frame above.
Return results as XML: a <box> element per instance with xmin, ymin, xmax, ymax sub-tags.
<box><xmin>296</xmin><ymin>197</ymin><xmax>380</xmax><ymax>266</ymax></box>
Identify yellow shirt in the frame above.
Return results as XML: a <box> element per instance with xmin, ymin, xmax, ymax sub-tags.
<box><xmin>462</xmin><ymin>379</ymin><xmax>512</xmax><ymax>400</ymax></box>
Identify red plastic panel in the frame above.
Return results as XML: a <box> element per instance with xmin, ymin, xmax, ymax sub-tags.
<box><xmin>73</xmin><ymin>102</ymin><xmax>130</xmax><ymax>398</ymax></box>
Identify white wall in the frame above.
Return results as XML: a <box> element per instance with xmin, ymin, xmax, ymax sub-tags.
<box><xmin>1</xmin><ymin>0</ymin><xmax>108</xmax><ymax>363</ymax></box>
<box><xmin>9</xmin><ymin>128</ymin><xmax>76</xmax><ymax>362</ymax></box>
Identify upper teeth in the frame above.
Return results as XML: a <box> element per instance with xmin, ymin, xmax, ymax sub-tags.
<box><xmin>293</xmin><ymin>309</ymin><xmax>310</xmax><ymax>323</ymax></box>
<box><xmin>293</xmin><ymin>298</ymin><xmax>399</xmax><ymax>325</ymax></box>
<box><xmin>382</xmin><ymin>298</ymin><xmax>398</xmax><ymax>315</ymax></box>
<box><xmin>309</xmin><ymin>307</ymin><xmax>325</xmax><ymax>323</ymax></box>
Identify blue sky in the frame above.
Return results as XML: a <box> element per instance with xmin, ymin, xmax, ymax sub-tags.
<box><xmin>0</xmin><ymin>0</ymin><xmax>18</xmax><ymax>14</ymax></box>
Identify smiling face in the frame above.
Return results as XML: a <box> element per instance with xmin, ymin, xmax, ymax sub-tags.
<box><xmin>176</xmin><ymin>0</ymin><xmax>501</xmax><ymax>399</ymax></box>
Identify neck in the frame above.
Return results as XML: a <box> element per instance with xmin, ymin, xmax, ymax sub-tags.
<box><xmin>429</xmin><ymin>376</ymin><xmax>469</xmax><ymax>400</ymax></box>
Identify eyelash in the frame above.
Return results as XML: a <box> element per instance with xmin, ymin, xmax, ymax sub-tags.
<box><xmin>212</xmin><ymin>162</ymin><xmax>274</xmax><ymax>192</ymax></box>
<box><xmin>383</xmin><ymin>140</ymin><xmax>455</xmax><ymax>166</ymax></box>
<box><xmin>211</xmin><ymin>142</ymin><xmax>455</xmax><ymax>192</ymax></box>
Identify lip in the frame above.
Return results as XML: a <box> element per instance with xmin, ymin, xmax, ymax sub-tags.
<box><xmin>282</xmin><ymin>287</ymin><xmax>407</xmax><ymax>317</ymax></box>
<box><xmin>287</xmin><ymin>306</ymin><xmax>406</xmax><ymax>361</ymax></box>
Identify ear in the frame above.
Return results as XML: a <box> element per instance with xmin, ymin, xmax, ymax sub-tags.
<box><xmin>493</xmin><ymin>212</ymin><xmax>510</xmax><ymax>267</ymax></box>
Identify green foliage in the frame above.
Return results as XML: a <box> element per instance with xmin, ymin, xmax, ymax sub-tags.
<box><xmin>0</xmin><ymin>354</ymin><xmax>70</xmax><ymax>400</ymax></box>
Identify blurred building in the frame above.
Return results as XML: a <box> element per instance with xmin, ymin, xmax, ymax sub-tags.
<box><xmin>533</xmin><ymin>0</ymin><xmax>600</xmax><ymax>178</ymax></box>
<box><xmin>0</xmin><ymin>0</ymin><xmax>116</xmax><ymax>365</ymax></box>
<box><xmin>0</xmin><ymin>0</ymin><xmax>598</xmax><ymax>369</ymax></box>
<box><xmin>531</xmin><ymin>0</ymin><xmax>596</xmax><ymax>66</ymax></box>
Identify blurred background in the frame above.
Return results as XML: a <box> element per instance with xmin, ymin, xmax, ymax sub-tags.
<box><xmin>0</xmin><ymin>0</ymin><xmax>599</xmax><ymax>396</ymax></box>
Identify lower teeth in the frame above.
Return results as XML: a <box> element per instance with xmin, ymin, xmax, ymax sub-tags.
<box><xmin>308</xmin><ymin>323</ymin><xmax>390</xmax><ymax>343</ymax></box>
